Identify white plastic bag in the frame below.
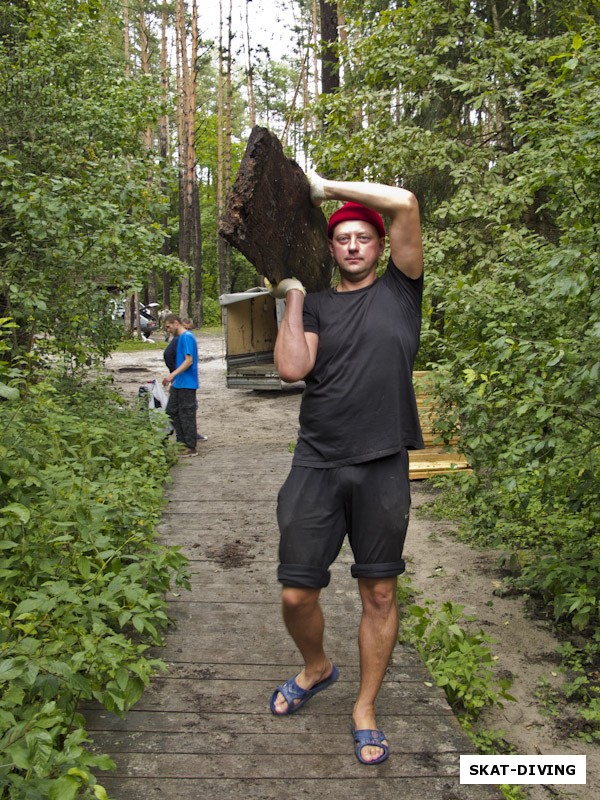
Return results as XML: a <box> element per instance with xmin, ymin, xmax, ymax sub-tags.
<box><xmin>148</xmin><ymin>379</ymin><xmax>169</xmax><ymax>411</ymax></box>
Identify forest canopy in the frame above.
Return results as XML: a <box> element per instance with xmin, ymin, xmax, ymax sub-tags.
<box><xmin>1</xmin><ymin>0</ymin><xmax>598</xmax><ymax>681</ymax></box>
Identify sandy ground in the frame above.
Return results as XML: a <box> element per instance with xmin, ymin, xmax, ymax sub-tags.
<box><xmin>104</xmin><ymin>330</ymin><xmax>597</xmax><ymax>800</ymax></box>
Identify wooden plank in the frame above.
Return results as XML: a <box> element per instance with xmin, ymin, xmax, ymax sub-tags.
<box><xmin>116</xmin><ymin>660</ymin><xmax>427</xmax><ymax>682</ymax></box>
<box><xmin>409</xmin><ymin>450</ymin><xmax>469</xmax><ymax>465</ymax></box>
<box><xmin>88</xmin><ymin>724</ymin><xmax>473</xmax><ymax>756</ymax></box>
<box><xmin>409</xmin><ymin>451</ymin><xmax>469</xmax><ymax>477</ymax></box>
<box><xmin>420</xmin><ymin>431</ymin><xmax>459</xmax><ymax>447</ymax></box>
<box><xmin>410</xmin><ymin>467</ymin><xmax>470</xmax><ymax>480</ymax></box>
<box><xmin>162</xmin><ymin>600</ymin><xmax>369</xmax><ymax>631</ymax></box>
<box><xmin>135</xmin><ymin>634</ymin><xmax>439</xmax><ymax>669</ymax></box>
<box><xmin>96</xmin><ymin>777</ymin><xmax>502</xmax><ymax>800</ymax></box>
<box><xmin>84</xmin><ymin>706</ymin><xmax>449</xmax><ymax>735</ymax></box>
<box><xmin>410</xmin><ymin>465</ymin><xmax>470</xmax><ymax>480</ymax></box>
<box><xmin>83</xmin><ymin>677</ymin><xmax>449</xmax><ymax>716</ymax></box>
<box><xmin>86</xmin><ymin>751</ymin><xmax>465</xmax><ymax>779</ymax></box>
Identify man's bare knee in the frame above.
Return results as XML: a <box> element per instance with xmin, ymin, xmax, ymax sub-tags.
<box><xmin>359</xmin><ymin>577</ymin><xmax>398</xmax><ymax>615</ymax></box>
<box><xmin>281</xmin><ymin>586</ymin><xmax>320</xmax><ymax>613</ymax></box>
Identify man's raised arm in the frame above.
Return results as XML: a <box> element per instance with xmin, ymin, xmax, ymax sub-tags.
<box><xmin>310</xmin><ymin>175</ymin><xmax>423</xmax><ymax>279</ymax></box>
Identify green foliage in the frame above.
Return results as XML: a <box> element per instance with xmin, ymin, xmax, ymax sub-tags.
<box><xmin>398</xmin><ymin>578</ymin><xmax>525</xmax><ymax>800</ymax></box>
<box><xmin>0</xmin><ymin>0</ymin><xmax>179</xmax><ymax>370</ymax></box>
<box><xmin>541</xmin><ymin>642</ymin><xmax>600</xmax><ymax>743</ymax></box>
<box><xmin>202</xmin><ymin>297</ymin><xmax>223</xmax><ymax>328</ymax></box>
<box><xmin>504</xmin><ymin>533</ymin><xmax>600</xmax><ymax>634</ymax></box>
<box><xmin>398</xmin><ymin>583</ymin><xmax>514</xmax><ymax>722</ymax></box>
<box><xmin>114</xmin><ymin>340</ymin><xmax>167</xmax><ymax>354</ymax></box>
<box><xmin>498</xmin><ymin>786</ymin><xmax>528</xmax><ymax>800</ymax></box>
<box><xmin>426</xmin><ymin>24</ymin><xmax>599</xmax><ymax>565</ymax></box>
<box><xmin>314</xmin><ymin>0</ymin><xmax>599</xmax><ymax>676</ymax></box>
<box><xmin>465</xmin><ymin>726</ymin><xmax>516</xmax><ymax>757</ymax></box>
<box><xmin>535</xmin><ymin>660</ymin><xmax>600</xmax><ymax>743</ymax></box>
<box><xmin>459</xmin><ymin>724</ymin><xmax>527</xmax><ymax>799</ymax></box>
<box><xmin>0</xmin><ymin>367</ymin><xmax>189</xmax><ymax>797</ymax></box>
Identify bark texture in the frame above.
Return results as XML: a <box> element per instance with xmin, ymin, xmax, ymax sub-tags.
<box><xmin>320</xmin><ymin>0</ymin><xmax>340</xmax><ymax>95</ymax></box>
<box><xmin>219</xmin><ymin>126</ymin><xmax>334</xmax><ymax>293</ymax></box>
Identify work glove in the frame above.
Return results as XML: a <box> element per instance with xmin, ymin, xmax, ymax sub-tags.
<box><xmin>264</xmin><ymin>277</ymin><xmax>307</xmax><ymax>298</ymax></box>
<box><xmin>307</xmin><ymin>170</ymin><xmax>327</xmax><ymax>207</ymax></box>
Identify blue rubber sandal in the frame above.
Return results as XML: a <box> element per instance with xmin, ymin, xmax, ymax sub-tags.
<box><xmin>351</xmin><ymin>723</ymin><xmax>390</xmax><ymax>765</ymax></box>
<box><xmin>270</xmin><ymin>663</ymin><xmax>339</xmax><ymax>716</ymax></box>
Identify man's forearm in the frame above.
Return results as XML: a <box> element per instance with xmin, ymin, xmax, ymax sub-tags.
<box><xmin>274</xmin><ymin>291</ymin><xmax>313</xmax><ymax>383</ymax></box>
<box><xmin>165</xmin><ymin>354</ymin><xmax>193</xmax><ymax>384</ymax></box>
<box><xmin>321</xmin><ymin>179</ymin><xmax>415</xmax><ymax>218</ymax></box>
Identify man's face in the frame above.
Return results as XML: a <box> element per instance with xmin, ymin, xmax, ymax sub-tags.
<box><xmin>164</xmin><ymin>320</ymin><xmax>176</xmax><ymax>336</ymax></box>
<box><xmin>328</xmin><ymin>220</ymin><xmax>385</xmax><ymax>282</ymax></box>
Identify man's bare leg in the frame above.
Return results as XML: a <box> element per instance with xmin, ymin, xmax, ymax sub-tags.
<box><xmin>352</xmin><ymin>576</ymin><xmax>399</xmax><ymax>762</ymax></box>
<box><xmin>272</xmin><ymin>586</ymin><xmax>335</xmax><ymax>714</ymax></box>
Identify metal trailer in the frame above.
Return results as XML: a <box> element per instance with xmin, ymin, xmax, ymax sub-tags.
<box><xmin>218</xmin><ymin>287</ymin><xmax>305</xmax><ymax>391</ymax></box>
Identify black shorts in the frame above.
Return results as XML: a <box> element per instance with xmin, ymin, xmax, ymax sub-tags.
<box><xmin>276</xmin><ymin>450</ymin><xmax>411</xmax><ymax>589</ymax></box>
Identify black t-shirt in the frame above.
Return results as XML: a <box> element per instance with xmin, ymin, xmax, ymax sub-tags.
<box><xmin>292</xmin><ymin>258</ymin><xmax>424</xmax><ymax>468</ymax></box>
<box><xmin>163</xmin><ymin>336</ymin><xmax>179</xmax><ymax>372</ymax></box>
<box><xmin>164</xmin><ymin>335</ymin><xmax>179</xmax><ymax>372</ymax></box>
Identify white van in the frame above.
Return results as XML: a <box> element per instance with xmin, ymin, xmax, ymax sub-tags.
<box><xmin>219</xmin><ymin>287</ymin><xmax>304</xmax><ymax>390</ymax></box>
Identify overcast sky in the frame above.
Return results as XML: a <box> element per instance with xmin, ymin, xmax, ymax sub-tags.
<box><xmin>198</xmin><ymin>0</ymin><xmax>297</xmax><ymax>62</ymax></box>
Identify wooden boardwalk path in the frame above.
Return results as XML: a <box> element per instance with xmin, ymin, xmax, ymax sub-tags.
<box><xmin>85</xmin><ymin>349</ymin><xmax>502</xmax><ymax>799</ymax></box>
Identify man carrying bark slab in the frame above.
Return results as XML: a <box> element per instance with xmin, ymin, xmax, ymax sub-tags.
<box><xmin>268</xmin><ymin>174</ymin><xmax>424</xmax><ymax>766</ymax></box>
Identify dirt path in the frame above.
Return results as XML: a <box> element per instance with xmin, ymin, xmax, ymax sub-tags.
<box><xmin>104</xmin><ymin>331</ymin><xmax>597</xmax><ymax>800</ymax></box>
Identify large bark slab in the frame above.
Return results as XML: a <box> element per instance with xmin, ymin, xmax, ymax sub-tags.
<box><xmin>219</xmin><ymin>126</ymin><xmax>334</xmax><ymax>293</ymax></box>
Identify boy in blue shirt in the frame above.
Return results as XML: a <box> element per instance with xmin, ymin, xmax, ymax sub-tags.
<box><xmin>162</xmin><ymin>314</ymin><xmax>199</xmax><ymax>457</ymax></box>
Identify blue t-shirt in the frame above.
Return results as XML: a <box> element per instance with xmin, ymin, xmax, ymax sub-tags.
<box><xmin>173</xmin><ymin>330</ymin><xmax>199</xmax><ymax>390</ymax></box>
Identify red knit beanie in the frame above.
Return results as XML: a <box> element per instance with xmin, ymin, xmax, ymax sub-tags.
<box><xmin>327</xmin><ymin>202</ymin><xmax>386</xmax><ymax>239</ymax></box>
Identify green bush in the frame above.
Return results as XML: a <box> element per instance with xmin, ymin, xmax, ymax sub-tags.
<box><xmin>313</xmin><ymin>0</ymin><xmax>600</xmax><ymax>673</ymax></box>
<box><xmin>0</xmin><ymin>373</ymin><xmax>189</xmax><ymax>798</ymax></box>
<box><xmin>202</xmin><ymin>296</ymin><xmax>223</xmax><ymax>327</ymax></box>
<box><xmin>398</xmin><ymin>588</ymin><xmax>514</xmax><ymax>722</ymax></box>
<box><xmin>506</xmin><ymin>532</ymin><xmax>600</xmax><ymax>635</ymax></box>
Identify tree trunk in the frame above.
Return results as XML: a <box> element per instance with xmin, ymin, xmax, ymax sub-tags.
<box><xmin>312</xmin><ymin>0</ymin><xmax>319</xmax><ymax>100</ymax></box>
<box><xmin>139</xmin><ymin>1</ymin><xmax>157</xmax><ymax>307</ymax></box>
<box><xmin>189</xmin><ymin>0</ymin><xmax>202</xmax><ymax>325</ymax></box>
<box><xmin>123</xmin><ymin>0</ymin><xmax>130</xmax><ymax>78</ymax></box>
<box><xmin>139</xmin><ymin>3</ymin><xmax>151</xmax><ymax>133</ymax></box>
<box><xmin>160</xmin><ymin>0</ymin><xmax>171</xmax><ymax>310</ymax></box>
<box><xmin>337</xmin><ymin>2</ymin><xmax>349</xmax><ymax>79</ymax></box>
<box><xmin>175</xmin><ymin>0</ymin><xmax>190</xmax><ymax>317</ymax></box>
<box><xmin>217</xmin><ymin>0</ymin><xmax>232</xmax><ymax>296</ymax></box>
<box><xmin>282</xmin><ymin>54</ymin><xmax>308</xmax><ymax>146</ymax></box>
<box><xmin>320</xmin><ymin>0</ymin><xmax>339</xmax><ymax>94</ymax></box>
<box><xmin>303</xmin><ymin>56</ymin><xmax>310</xmax><ymax>170</ymax></box>
<box><xmin>219</xmin><ymin>126</ymin><xmax>334</xmax><ymax>294</ymax></box>
<box><xmin>217</xmin><ymin>0</ymin><xmax>225</xmax><ymax>292</ymax></box>
<box><xmin>175</xmin><ymin>0</ymin><xmax>201</xmax><ymax>320</ymax></box>
<box><xmin>122</xmin><ymin>0</ymin><xmax>132</xmax><ymax>331</ymax></box>
<box><xmin>223</xmin><ymin>0</ymin><xmax>233</xmax><ymax>293</ymax></box>
<box><xmin>193</xmin><ymin>179</ymin><xmax>203</xmax><ymax>325</ymax></box>
<box><xmin>245</xmin><ymin>0</ymin><xmax>256</xmax><ymax>128</ymax></box>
